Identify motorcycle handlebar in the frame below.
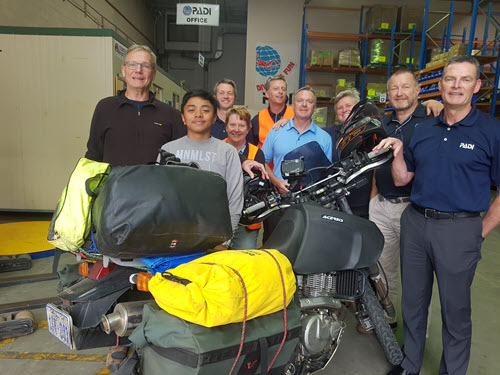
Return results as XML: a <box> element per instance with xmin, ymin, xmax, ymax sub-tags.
<box><xmin>244</xmin><ymin>201</ymin><xmax>266</xmax><ymax>215</ymax></box>
<box><xmin>242</xmin><ymin>147</ymin><xmax>394</xmax><ymax>221</ymax></box>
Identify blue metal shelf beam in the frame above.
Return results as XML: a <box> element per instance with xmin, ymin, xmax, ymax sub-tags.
<box><xmin>419</xmin><ymin>0</ymin><xmax>431</xmax><ymax>70</ymax></box>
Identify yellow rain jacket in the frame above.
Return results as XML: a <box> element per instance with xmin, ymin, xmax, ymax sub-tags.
<box><xmin>47</xmin><ymin>158</ymin><xmax>109</xmax><ymax>252</ymax></box>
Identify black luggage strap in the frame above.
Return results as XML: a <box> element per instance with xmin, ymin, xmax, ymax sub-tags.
<box><xmin>148</xmin><ymin>327</ymin><xmax>301</xmax><ymax>367</ymax></box>
<box><xmin>259</xmin><ymin>337</ymin><xmax>268</xmax><ymax>375</ymax></box>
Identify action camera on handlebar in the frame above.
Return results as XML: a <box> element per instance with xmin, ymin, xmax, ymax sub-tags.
<box><xmin>281</xmin><ymin>157</ymin><xmax>306</xmax><ymax>179</ymax></box>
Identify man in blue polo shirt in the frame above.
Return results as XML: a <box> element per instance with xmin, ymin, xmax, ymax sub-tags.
<box><xmin>262</xmin><ymin>86</ymin><xmax>332</xmax><ymax>242</ymax></box>
<box><xmin>376</xmin><ymin>55</ymin><xmax>500</xmax><ymax>375</ymax></box>
<box><xmin>262</xmin><ymin>86</ymin><xmax>332</xmax><ymax>194</ymax></box>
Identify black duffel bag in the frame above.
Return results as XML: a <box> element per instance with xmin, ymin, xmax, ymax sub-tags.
<box><xmin>92</xmin><ymin>164</ymin><xmax>232</xmax><ymax>258</ymax></box>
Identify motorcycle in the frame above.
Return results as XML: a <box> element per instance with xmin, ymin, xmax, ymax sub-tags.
<box><xmin>241</xmin><ymin>144</ymin><xmax>403</xmax><ymax>374</ymax></box>
<box><xmin>47</xmin><ymin>101</ymin><xmax>403</xmax><ymax>373</ymax></box>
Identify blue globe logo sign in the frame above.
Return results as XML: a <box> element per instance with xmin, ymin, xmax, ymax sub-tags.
<box><xmin>183</xmin><ymin>6</ymin><xmax>192</xmax><ymax>16</ymax></box>
<box><xmin>256</xmin><ymin>46</ymin><xmax>281</xmax><ymax>77</ymax></box>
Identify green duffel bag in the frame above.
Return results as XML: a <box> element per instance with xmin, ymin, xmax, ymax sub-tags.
<box><xmin>129</xmin><ymin>301</ymin><xmax>301</xmax><ymax>375</ymax></box>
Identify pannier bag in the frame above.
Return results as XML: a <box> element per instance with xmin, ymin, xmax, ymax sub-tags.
<box><xmin>148</xmin><ymin>249</ymin><xmax>296</xmax><ymax>327</ymax></box>
<box><xmin>47</xmin><ymin>158</ymin><xmax>110</xmax><ymax>252</ymax></box>
<box><xmin>92</xmin><ymin>164</ymin><xmax>233</xmax><ymax>258</ymax></box>
<box><xmin>129</xmin><ymin>301</ymin><xmax>301</xmax><ymax>375</ymax></box>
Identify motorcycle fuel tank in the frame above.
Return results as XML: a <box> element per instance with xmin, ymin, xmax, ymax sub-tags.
<box><xmin>263</xmin><ymin>203</ymin><xmax>384</xmax><ymax>274</ymax></box>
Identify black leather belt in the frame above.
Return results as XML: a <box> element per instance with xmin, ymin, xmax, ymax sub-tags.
<box><xmin>411</xmin><ymin>203</ymin><xmax>480</xmax><ymax>219</ymax></box>
<box><xmin>379</xmin><ymin>195</ymin><xmax>411</xmax><ymax>204</ymax></box>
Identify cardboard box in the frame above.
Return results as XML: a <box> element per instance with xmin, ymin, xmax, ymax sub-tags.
<box><xmin>425</xmin><ymin>61</ymin><xmax>435</xmax><ymax>69</ymax></box>
<box><xmin>338</xmin><ymin>49</ymin><xmax>360</xmax><ymax>67</ymax></box>
<box><xmin>350</xmin><ymin>49</ymin><xmax>361</xmax><ymax>67</ymax></box>
<box><xmin>399</xmin><ymin>6</ymin><xmax>424</xmax><ymax>33</ymax></box>
<box><xmin>312</xmin><ymin>87</ymin><xmax>331</xmax><ymax>99</ymax></box>
<box><xmin>369</xmin><ymin>39</ymin><xmax>392</xmax><ymax>66</ymax></box>
<box><xmin>338</xmin><ymin>49</ymin><xmax>351</xmax><ymax>67</ymax></box>
<box><xmin>366</xmin><ymin>83</ymin><xmax>387</xmax><ymax>102</ymax></box>
<box><xmin>449</xmin><ymin>43</ymin><xmax>468</xmax><ymax>57</ymax></box>
<box><xmin>311</xmin><ymin>50</ymin><xmax>323</xmax><ymax>66</ymax></box>
<box><xmin>312</xmin><ymin>106</ymin><xmax>329</xmax><ymax>127</ymax></box>
<box><xmin>398</xmin><ymin>41</ymin><xmax>421</xmax><ymax>66</ymax></box>
<box><xmin>335</xmin><ymin>79</ymin><xmax>355</xmax><ymax>97</ymax></box>
<box><xmin>323</xmin><ymin>52</ymin><xmax>334</xmax><ymax>66</ymax></box>
<box><xmin>366</xmin><ymin>5</ymin><xmax>399</xmax><ymax>33</ymax></box>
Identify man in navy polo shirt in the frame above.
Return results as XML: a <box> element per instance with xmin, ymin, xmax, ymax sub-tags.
<box><xmin>210</xmin><ymin>78</ymin><xmax>237</xmax><ymax>140</ymax></box>
<box><xmin>377</xmin><ymin>55</ymin><xmax>500</xmax><ymax>375</ymax></box>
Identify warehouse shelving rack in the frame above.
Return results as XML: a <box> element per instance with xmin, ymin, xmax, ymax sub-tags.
<box><xmin>300</xmin><ymin>1</ymin><xmax>500</xmax><ymax>117</ymax></box>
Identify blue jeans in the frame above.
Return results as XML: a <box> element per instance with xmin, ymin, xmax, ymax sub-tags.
<box><xmin>230</xmin><ymin>226</ymin><xmax>259</xmax><ymax>250</ymax></box>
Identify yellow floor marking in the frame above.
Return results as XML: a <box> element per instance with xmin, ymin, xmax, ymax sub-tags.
<box><xmin>0</xmin><ymin>221</ymin><xmax>53</xmax><ymax>255</ymax></box>
<box><xmin>0</xmin><ymin>338</ymin><xmax>17</xmax><ymax>348</ymax></box>
<box><xmin>0</xmin><ymin>351</ymin><xmax>106</xmax><ymax>362</ymax></box>
<box><xmin>0</xmin><ymin>320</ymin><xmax>48</xmax><ymax>347</ymax></box>
<box><xmin>94</xmin><ymin>367</ymin><xmax>112</xmax><ymax>375</ymax></box>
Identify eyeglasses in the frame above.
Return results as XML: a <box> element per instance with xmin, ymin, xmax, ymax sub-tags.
<box><xmin>125</xmin><ymin>61</ymin><xmax>154</xmax><ymax>71</ymax></box>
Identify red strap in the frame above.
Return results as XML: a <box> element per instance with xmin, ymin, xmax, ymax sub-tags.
<box><xmin>203</xmin><ymin>249</ymin><xmax>289</xmax><ymax>375</ymax></box>
<box><xmin>261</xmin><ymin>249</ymin><xmax>288</xmax><ymax>371</ymax></box>
<box><xmin>202</xmin><ymin>262</ymin><xmax>248</xmax><ymax>375</ymax></box>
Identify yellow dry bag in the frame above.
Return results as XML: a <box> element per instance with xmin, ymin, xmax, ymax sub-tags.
<box><xmin>148</xmin><ymin>249</ymin><xmax>296</xmax><ymax>327</ymax></box>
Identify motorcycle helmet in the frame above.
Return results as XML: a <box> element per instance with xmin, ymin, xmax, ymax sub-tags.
<box><xmin>336</xmin><ymin>100</ymin><xmax>387</xmax><ymax>159</ymax></box>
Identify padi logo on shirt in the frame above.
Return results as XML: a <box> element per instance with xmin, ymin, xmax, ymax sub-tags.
<box><xmin>459</xmin><ymin>143</ymin><xmax>475</xmax><ymax>150</ymax></box>
<box><xmin>321</xmin><ymin>214</ymin><xmax>344</xmax><ymax>223</ymax></box>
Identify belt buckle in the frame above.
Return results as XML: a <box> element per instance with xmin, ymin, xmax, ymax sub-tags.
<box><xmin>424</xmin><ymin>208</ymin><xmax>436</xmax><ymax>218</ymax></box>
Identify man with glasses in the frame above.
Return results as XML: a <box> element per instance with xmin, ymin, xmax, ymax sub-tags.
<box><xmin>210</xmin><ymin>78</ymin><xmax>237</xmax><ymax>140</ymax></box>
<box><xmin>248</xmin><ymin>74</ymin><xmax>295</xmax><ymax>148</ymax></box>
<box><xmin>85</xmin><ymin>44</ymin><xmax>186</xmax><ymax>167</ymax></box>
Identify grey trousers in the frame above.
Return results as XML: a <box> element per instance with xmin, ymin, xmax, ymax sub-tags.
<box><xmin>399</xmin><ymin>205</ymin><xmax>483</xmax><ymax>375</ymax></box>
<box><xmin>369</xmin><ymin>194</ymin><xmax>410</xmax><ymax>302</ymax></box>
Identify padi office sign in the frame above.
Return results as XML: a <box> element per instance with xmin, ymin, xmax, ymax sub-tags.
<box><xmin>176</xmin><ymin>3</ymin><xmax>219</xmax><ymax>26</ymax></box>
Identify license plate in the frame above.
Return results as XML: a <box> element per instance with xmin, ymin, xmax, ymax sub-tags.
<box><xmin>46</xmin><ymin>303</ymin><xmax>75</xmax><ymax>349</ymax></box>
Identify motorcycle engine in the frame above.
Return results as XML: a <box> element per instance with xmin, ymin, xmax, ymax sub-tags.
<box><xmin>301</xmin><ymin>309</ymin><xmax>343</xmax><ymax>356</ymax></box>
<box><xmin>291</xmin><ymin>273</ymin><xmax>346</xmax><ymax>372</ymax></box>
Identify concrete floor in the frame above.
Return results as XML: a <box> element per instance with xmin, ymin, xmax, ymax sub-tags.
<box><xmin>1</xmin><ymin>213</ymin><xmax>499</xmax><ymax>374</ymax></box>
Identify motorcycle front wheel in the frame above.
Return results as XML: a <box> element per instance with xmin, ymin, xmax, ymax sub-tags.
<box><xmin>361</xmin><ymin>282</ymin><xmax>403</xmax><ymax>366</ymax></box>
